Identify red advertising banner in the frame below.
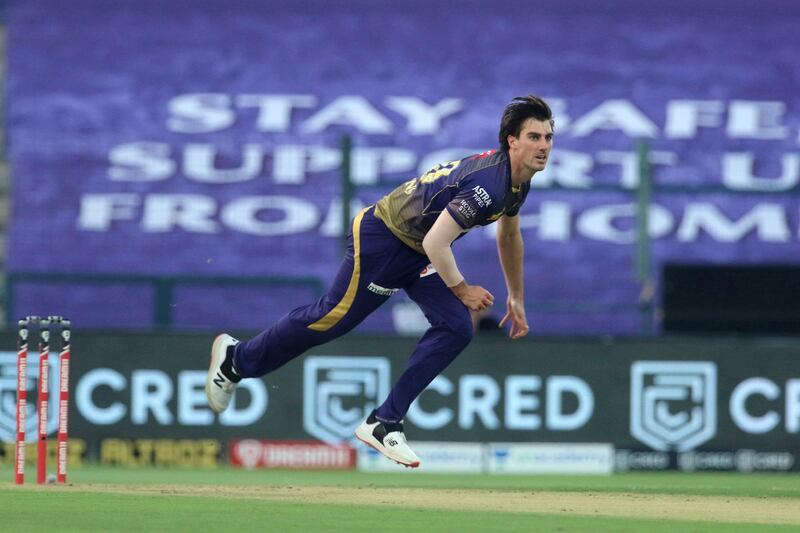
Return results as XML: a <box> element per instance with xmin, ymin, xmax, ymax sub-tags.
<box><xmin>229</xmin><ymin>440</ymin><xmax>355</xmax><ymax>470</ymax></box>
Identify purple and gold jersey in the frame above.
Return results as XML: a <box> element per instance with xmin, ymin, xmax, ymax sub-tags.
<box><xmin>374</xmin><ymin>150</ymin><xmax>529</xmax><ymax>253</ymax></box>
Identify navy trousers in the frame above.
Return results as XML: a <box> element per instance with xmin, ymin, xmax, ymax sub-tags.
<box><xmin>233</xmin><ymin>206</ymin><xmax>473</xmax><ymax>422</ymax></box>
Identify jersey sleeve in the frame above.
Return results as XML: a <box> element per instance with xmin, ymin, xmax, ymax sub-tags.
<box><xmin>445</xmin><ymin>174</ymin><xmax>502</xmax><ymax>229</ymax></box>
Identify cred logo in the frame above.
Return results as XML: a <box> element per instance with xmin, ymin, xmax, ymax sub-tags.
<box><xmin>303</xmin><ymin>356</ymin><xmax>390</xmax><ymax>444</ymax></box>
<box><xmin>630</xmin><ymin>361</ymin><xmax>717</xmax><ymax>451</ymax></box>
<box><xmin>0</xmin><ymin>352</ymin><xmax>61</xmax><ymax>442</ymax></box>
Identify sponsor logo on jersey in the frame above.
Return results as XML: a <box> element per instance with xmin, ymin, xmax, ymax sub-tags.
<box><xmin>458</xmin><ymin>200</ymin><xmax>477</xmax><ymax>219</ymax></box>
<box><xmin>419</xmin><ymin>264</ymin><xmax>437</xmax><ymax>278</ymax></box>
<box><xmin>367</xmin><ymin>283</ymin><xmax>399</xmax><ymax>296</ymax></box>
<box><xmin>471</xmin><ymin>185</ymin><xmax>492</xmax><ymax>208</ymax></box>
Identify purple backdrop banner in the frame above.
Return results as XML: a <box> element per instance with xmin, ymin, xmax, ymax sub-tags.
<box><xmin>6</xmin><ymin>0</ymin><xmax>800</xmax><ymax>333</ymax></box>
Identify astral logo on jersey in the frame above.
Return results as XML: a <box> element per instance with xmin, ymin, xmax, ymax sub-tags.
<box><xmin>0</xmin><ymin>351</ymin><xmax>61</xmax><ymax>442</ymax></box>
<box><xmin>471</xmin><ymin>186</ymin><xmax>492</xmax><ymax>208</ymax></box>
<box><xmin>630</xmin><ymin>361</ymin><xmax>717</xmax><ymax>451</ymax></box>
<box><xmin>303</xmin><ymin>356</ymin><xmax>390</xmax><ymax>444</ymax></box>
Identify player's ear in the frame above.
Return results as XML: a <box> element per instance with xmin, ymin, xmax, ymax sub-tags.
<box><xmin>507</xmin><ymin>134</ymin><xmax>517</xmax><ymax>149</ymax></box>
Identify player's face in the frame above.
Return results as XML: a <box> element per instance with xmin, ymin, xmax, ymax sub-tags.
<box><xmin>508</xmin><ymin>118</ymin><xmax>554</xmax><ymax>173</ymax></box>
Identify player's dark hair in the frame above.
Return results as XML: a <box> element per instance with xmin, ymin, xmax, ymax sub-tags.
<box><xmin>498</xmin><ymin>95</ymin><xmax>554</xmax><ymax>151</ymax></box>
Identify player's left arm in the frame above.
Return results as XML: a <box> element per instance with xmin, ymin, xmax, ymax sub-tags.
<box><xmin>496</xmin><ymin>213</ymin><xmax>529</xmax><ymax>339</ymax></box>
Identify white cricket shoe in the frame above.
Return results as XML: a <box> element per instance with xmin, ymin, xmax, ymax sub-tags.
<box><xmin>355</xmin><ymin>410</ymin><xmax>420</xmax><ymax>468</ymax></box>
<box><xmin>205</xmin><ymin>334</ymin><xmax>241</xmax><ymax>413</ymax></box>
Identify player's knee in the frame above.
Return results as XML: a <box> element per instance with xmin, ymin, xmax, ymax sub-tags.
<box><xmin>448</xmin><ymin>317</ymin><xmax>474</xmax><ymax>348</ymax></box>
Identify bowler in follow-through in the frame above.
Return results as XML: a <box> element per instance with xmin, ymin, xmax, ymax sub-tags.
<box><xmin>206</xmin><ymin>95</ymin><xmax>554</xmax><ymax>467</ymax></box>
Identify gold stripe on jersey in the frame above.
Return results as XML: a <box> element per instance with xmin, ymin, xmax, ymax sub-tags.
<box><xmin>308</xmin><ymin>208</ymin><xmax>367</xmax><ymax>332</ymax></box>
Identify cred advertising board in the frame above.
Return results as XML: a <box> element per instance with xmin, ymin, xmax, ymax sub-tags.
<box><xmin>0</xmin><ymin>332</ymin><xmax>797</xmax><ymax>471</ymax></box>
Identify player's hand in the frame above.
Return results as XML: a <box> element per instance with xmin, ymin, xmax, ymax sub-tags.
<box><xmin>451</xmin><ymin>282</ymin><xmax>494</xmax><ymax>312</ymax></box>
<box><xmin>499</xmin><ymin>297</ymin><xmax>529</xmax><ymax>340</ymax></box>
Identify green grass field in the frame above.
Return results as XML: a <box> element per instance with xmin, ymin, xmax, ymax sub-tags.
<box><xmin>3</xmin><ymin>465</ymin><xmax>799</xmax><ymax>532</ymax></box>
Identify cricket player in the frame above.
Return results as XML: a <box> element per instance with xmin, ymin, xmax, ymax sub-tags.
<box><xmin>207</xmin><ymin>95</ymin><xmax>554</xmax><ymax>467</ymax></box>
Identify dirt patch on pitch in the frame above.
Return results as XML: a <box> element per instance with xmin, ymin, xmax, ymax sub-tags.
<box><xmin>34</xmin><ymin>483</ymin><xmax>800</xmax><ymax>526</ymax></box>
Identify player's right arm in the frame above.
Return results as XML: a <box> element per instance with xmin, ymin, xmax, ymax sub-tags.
<box><xmin>422</xmin><ymin>210</ymin><xmax>494</xmax><ymax>311</ymax></box>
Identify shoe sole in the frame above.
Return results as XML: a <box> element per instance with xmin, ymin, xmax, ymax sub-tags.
<box><xmin>205</xmin><ymin>333</ymin><xmax>230</xmax><ymax>413</ymax></box>
<box><xmin>355</xmin><ymin>427</ymin><xmax>420</xmax><ymax>468</ymax></box>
